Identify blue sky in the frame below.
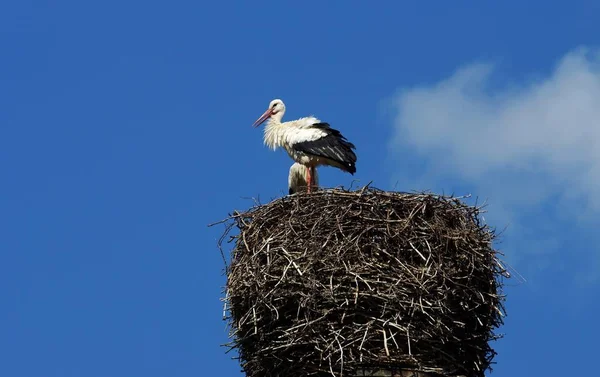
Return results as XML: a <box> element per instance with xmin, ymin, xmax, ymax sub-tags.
<box><xmin>1</xmin><ymin>1</ymin><xmax>599</xmax><ymax>376</ymax></box>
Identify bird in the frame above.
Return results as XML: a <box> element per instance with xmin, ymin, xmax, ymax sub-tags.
<box><xmin>252</xmin><ymin>99</ymin><xmax>357</xmax><ymax>193</ymax></box>
<box><xmin>288</xmin><ymin>162</ymin><xmax>319</xmax><ymax>195</ymax></box>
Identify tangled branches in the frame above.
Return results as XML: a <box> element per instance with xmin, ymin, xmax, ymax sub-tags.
<box><xmin>216</xmin><ymin>188</ymin><xmax>508</xmax><ymax>377</ymax></box>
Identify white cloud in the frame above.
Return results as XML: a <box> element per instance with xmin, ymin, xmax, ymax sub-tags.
<box><xmin>388</xmin><ymin>47</ymin><xmax>600</xmax><ymax>281</ymax></box>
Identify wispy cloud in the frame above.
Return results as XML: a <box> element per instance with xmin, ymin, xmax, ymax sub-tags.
<box><xmin>388</xmin><ymin>47</ymin><xmax>600</xmax><ymax>283</ymax></box>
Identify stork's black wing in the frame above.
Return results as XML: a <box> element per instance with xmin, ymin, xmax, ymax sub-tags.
<box><xmin>292</xmin><ymin>123</ymin><xmax>357</xmax><ymax>174</ymax></box>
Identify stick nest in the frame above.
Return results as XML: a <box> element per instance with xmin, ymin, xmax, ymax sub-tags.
<box><xmin>216</xmin><ymin>187</ymin><xmax>508</xmax><ymax>377</ymax></box>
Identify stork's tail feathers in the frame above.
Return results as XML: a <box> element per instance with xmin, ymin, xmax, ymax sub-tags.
<box><xmin>339</xmin><ymin>163</ymin><xmax>356</xmax><ymax>175</ymax></box>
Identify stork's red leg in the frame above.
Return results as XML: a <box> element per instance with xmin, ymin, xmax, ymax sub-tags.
<box><xmin>306</xmin><ymin>166</ymin><xmax>312</xmax><ymax>193</ymax></box>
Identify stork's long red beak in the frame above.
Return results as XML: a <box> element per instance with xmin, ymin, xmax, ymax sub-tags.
<box><xmin>252</xmin><ymin>108</ymin><xmax>273</xmax><ymax>128</ymax></box>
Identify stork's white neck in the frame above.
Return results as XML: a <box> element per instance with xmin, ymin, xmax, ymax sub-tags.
<box><xmin>263</xmin><ymin>116</ymin><xmax>286</xmax><ymax>150</ymax></box>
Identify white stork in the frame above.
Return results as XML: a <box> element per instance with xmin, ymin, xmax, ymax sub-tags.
<box><xmin>288</xmin><ymin>162</ymin><xmax>319</xmax><ymax>195</ymax></box>
<box><xmin>252</xmin><ymin>99</ymin><xmax>357</xmax><ymax>193</ymax></box>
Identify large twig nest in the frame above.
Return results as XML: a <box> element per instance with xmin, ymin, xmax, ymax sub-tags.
<box><xmin>215</xmin><ymin>187</ymin><xmax>508</xmax><ymax>377</ymax></box>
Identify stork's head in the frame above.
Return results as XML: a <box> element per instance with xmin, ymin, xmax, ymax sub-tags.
<box><xmin>252</xmin><ymin>99</ymin><xmax>286</xmax><ymax>127</ymax></box>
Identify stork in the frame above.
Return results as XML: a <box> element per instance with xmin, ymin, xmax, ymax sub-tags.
<box><xmin>288</xmin><ymin>162</ymin><xmax>319</xmax><ymax>195</ymax></box>
<box><xmin>252</xmin><ymin>99</ymin><xmax>357</xmax><ymax>193</ymax></box>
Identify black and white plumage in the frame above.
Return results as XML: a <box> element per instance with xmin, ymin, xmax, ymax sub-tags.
<box><xmin>252</xmin><ymin>99</ymin><xmax>357</xmax><ymax>193</ymax></box>
<box><xmin>288</xmin><ymin>162</ymin><xmax>319</xmax><ymax>195</ymax></box>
